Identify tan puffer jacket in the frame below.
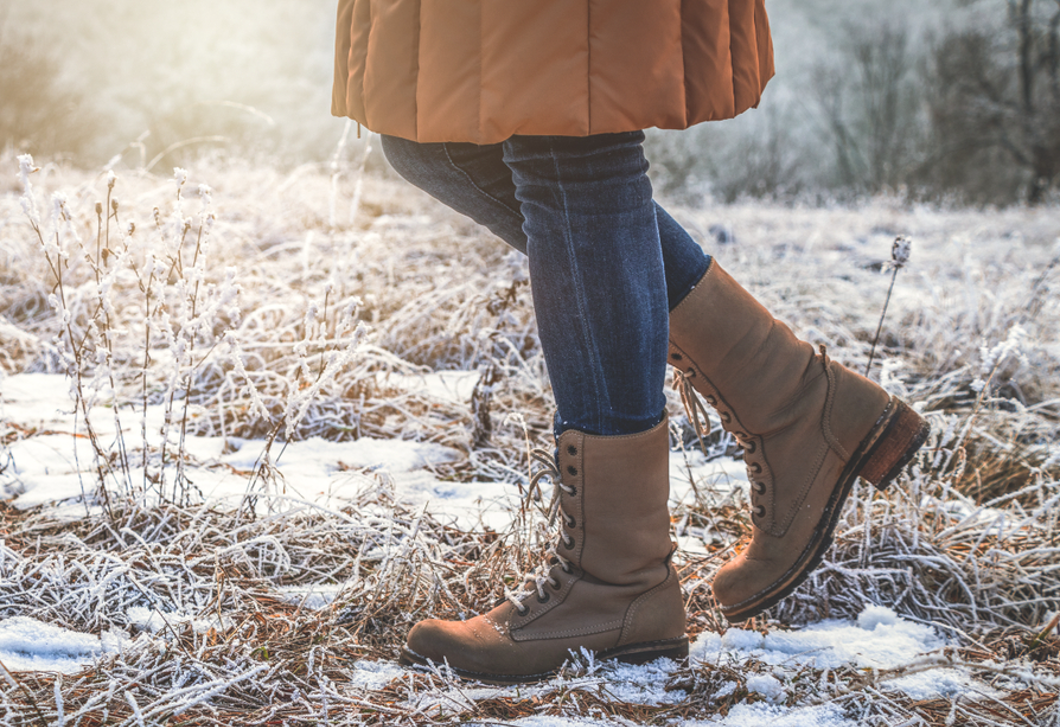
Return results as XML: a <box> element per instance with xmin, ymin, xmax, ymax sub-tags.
<box><xmin>332</xmin><ymin>1</ymin><xmax>774</xmax><ymax>144</ymax></box>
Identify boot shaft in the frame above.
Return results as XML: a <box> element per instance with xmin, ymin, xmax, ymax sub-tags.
<box><xmin>555</xmin><ymin>423</ymin><xmax>673</xmax><ymax>588</ymax></box>
<box><xmin>669</xmin><ymin>261</ymin><xmax>825</xmax><ymax>438</ymax></box>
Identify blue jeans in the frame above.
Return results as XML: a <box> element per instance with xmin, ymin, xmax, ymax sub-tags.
<box><xmin>382</xmin><ymin>131</ymin><xmax>711</xmax><ymax>437</ymax></box>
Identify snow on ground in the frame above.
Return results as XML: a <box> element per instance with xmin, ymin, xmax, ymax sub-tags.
<box><xmin>0</xmin><ymin>372</ymin><xmax>1013</xmax><ymax>720</ymax></box>
<box><xmin>0</xmin><ymin>599</ymin><xmax>985</xmax><ymax>723</ymax></box>
<box><xmin>359</xmin><ymin>604</ymin><xmax>982</xmax><ymax>726</ymax></box>
<box><xmin>0</xmin><ymin>617</ymin><xmax>124</xmax><ymax>674</ymax></box>
<box><xmin>0</xmin><ymin>371</ymin><xmax>745</xmax><ymax>533</ymax></box>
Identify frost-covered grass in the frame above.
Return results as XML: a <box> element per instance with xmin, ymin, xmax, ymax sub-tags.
<box><xmin>0</xmin><ymin>147</ymin><xmax>1058</xmax><ymax>725</ymax></box>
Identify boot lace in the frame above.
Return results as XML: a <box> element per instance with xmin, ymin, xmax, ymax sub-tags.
<box><xmin>674</xmin><ymin>369</ymin><xmax>713</xmax><ymax>453</ymax></box>
<box><xmin>504</xmin><ymin>448</ymin><xmax>576</xmax><ymax>615</ymax></box>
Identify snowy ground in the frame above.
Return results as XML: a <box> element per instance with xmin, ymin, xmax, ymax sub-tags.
<box><xmin>0</xmin><ymin>369</ymin><xmax>1054</xmax><ymax>725</ymax></box>
<box><xmin>0</xmin><ymin>153</ymin><xmax>1058</xmax><ymax>724</ymax></box>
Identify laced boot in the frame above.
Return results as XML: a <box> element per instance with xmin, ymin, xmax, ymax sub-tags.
<box><xmin>668</xmin><ymin>261</ymin><xmax>929</xmax><ymax>621</ymax></box>
<box><xmin>399</xmin><ymin>417</ymin><xmax>687</xmax><ymax>683</ymax></box>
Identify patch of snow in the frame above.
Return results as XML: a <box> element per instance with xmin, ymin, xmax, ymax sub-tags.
<box><xmin>885</xmin><ymin>668</ymin><xmax>996</xmax><ymax>700</ymax></box>
<box><xmin>502</xmin><ymin>718</ymin><xmax>608</xmax><ymax>727</ymax></box>
<box><xmin>126</xmin><ymin>607</ymin><xmax>229</xmax><ymax>635</ymax></box>
<box><xmin>346</xmin><ymin>659</ymin><xmax>406</xmax><ymax>691</ymax></box>
<box><xmin>276</xmin><ymin>584</ymin><xmax>346</xmax><ymax>610</ymax></box>
<box><xmin>707</xmin><ymin>607</ymin><xmax>944</xmax><ymax>673</ymax></box>
<box><xmin>590</xmin><ymin>657</ymin><xmax>687</xmax><ymax>705</ymax></box>
<box><xmin>670</xmin><ymin>452</ymin><xmax>750</xmax><ymax>507</ymax></box>
<box><xmin>758</xmin><ymin>608</ymin><xmax>944</xmax><ymax>670</ymax></box>
<box><xmin>0</xmin><ymin>617</ymin><xmax>120</xmax><ymax>674</ymax></box>
<box><xmin>689</xmin><ymin>630</ymin><xmax>723</xmax><ymax>661</ymax></box>
<box><xmin>223</xmin><ymin>435</ymin><xmax>458</xmax><ymax>475</ymax></box>
<box><xmin>746</xmin><ymin>673</ymin><xmax>785</xmax><ymax>701</ymax></box>
<box><xmin>857</xmin><ymin>603</ymin><xmax>901</xmax><ymax>630</ymax></box>
<box><xmin>686</xmin><ymin>606</ymin><xmax>996</xmax><ymax>704</ymax></box>
<box><xmin>9</xmin><ymin>471</ymin><xmax>88</xmax><ymax>510</ymax></box>
<box><xmin>721</xmin><ymin>628</ymin><xmax>765</xmax><ymax>651</ymax></box>
<box><xmin>376</xmin><ymin>370</ymin><xmax>479</xmax><ymax>404</ymax></box>
<box><xmin>685</xmin><ymin>703</ymin><xmax>858</xmax><ymax>727</ymax></box>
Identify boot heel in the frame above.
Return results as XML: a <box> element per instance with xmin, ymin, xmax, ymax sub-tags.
<box><xmin>857</xmin><ymin>398</ymin><xmax>930</xmax><ymax>491</ymax></box>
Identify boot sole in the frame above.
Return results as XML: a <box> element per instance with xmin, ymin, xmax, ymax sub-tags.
<box><xmin>398</xmin><ymin>636</ymin><xmax>689</xmax><ymax>685</ymax></box>
<box><xmin>720</xmin><ymin>397</ymin><xmax>930</xmax><ymax>622</ymax></box>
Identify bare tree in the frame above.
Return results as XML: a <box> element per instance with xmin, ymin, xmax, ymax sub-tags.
<box><xmin>928</xmin><ymin>0</ymin><xmax>1060</xmax><ymax>204</ymax></box>
<box><xmin>813</xmin><ymin>22</ymin><xmax>925</xmax><ymax>195</ymax></box>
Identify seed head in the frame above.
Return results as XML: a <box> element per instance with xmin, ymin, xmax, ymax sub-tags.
<box><xmin>891</xmin><ymin>236</ymin><xmax>912</xmax><ymax>268</ymax></box>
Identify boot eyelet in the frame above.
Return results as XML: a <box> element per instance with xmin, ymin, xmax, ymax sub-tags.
<box><xmin>685</xmin><ymin>368</ymin><xmax>697</xmax><ymax>379</ymax></box>
<box><xmin>561</xmin><ymin>563</ymin><xmax>573</xmax><ymax>574</ymax></box>
<box><xmin>753</xmin><ymin>481</ymin><xmax>766</xmax><ymax>495</ymax></box>
<box><xmin>566</xmin><ymin>445</ymin><xmax>577</xmax><ymax>456</ymax></box>
<box><xmin>549</xmin><ymin>577</ymin><xmax>562</xmax><ymax>591</ymax></box>
<box><xmin>744</xmin><ymin>441</ymin><xmax>756</xmax><ymax>454</ymax></box>
<box><xmin>720</xmin><ymin>411</ymin><xmax>732</xmax><ymax>423</ymax></box>
<box><xmin>562</xmin><ymin>534</ymin><xmax>574</xmax><ymax>549</ymax></box>
<box><xmin>566</xmin><ymin>465</ymin><xmax>578</xmax><ymax>476</ymax></box>
<box><xmin>516</xmin><ymin>603</ymin><xmax>529</xmax><ymax>616</ymax></box>
<box><xmin>706</xmin><ymin>395</ymin><xmax>717</xmax><ymax>406</ymax></box>
<box><xmin>753</xmin><ymin>505</ymin><xmax>766</xmax><ymax>518</ymax></box>
<box><xmin>670</xmin><ymin>352</ymin><xmax>683</xmax><ymax>361</ymax></box>
<box><xmin>750</xmin><ymin>462</ymin><xmax>762</xmax><ymax>474</ymax></box>
<box><xmin>537</xmin><ymin>592</ymin><xmax>551</xmax><ymax>604</ymax></box>
<box><xmin>565</xmin><ymin>515</ymin><xmax>576</xmax><ymax>529</ymax></box>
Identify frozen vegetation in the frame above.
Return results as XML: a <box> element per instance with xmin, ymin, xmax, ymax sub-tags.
<box><xmin>0</xmin><ymin>146</ymin><xmax>1058</xmax><ymax>725</ymax></box>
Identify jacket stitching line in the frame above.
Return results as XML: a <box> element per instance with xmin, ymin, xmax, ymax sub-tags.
<box><xmin>476</xmin><ymin>1</ymin><xmax>483</xmax><ymax>141</ymax></box>
<box><xmin>679</xmin><ymin>0</ymin><xmax>690</xmax><ymax>126</ymax></box>
<box><xmin>586</xmin><ymin>0</ymin><xmax>592</xmax><ymax>134</ymax></box>
<box><xmin>727</xmin><ymin>0</ymin><xmax>737</xmax><ymax>112</ymax></box>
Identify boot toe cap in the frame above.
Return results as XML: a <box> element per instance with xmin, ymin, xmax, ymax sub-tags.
<box><xmin>405</xmin><ymin>619</ymin><xmax>452</xmax><ymax>663</ymax></box>
<box><xmin>712</xmin><ymin>554</ymin><xmax>759</xmax><ymax>610</ymax></box>
<box><xmin>405</xmin><ymin>613</ymin><xmax>514</xmax><ymax>676</ymax></box>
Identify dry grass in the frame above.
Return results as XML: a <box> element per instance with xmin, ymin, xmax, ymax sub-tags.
<box><xmin>0</xmin><ymin>148</ymin><xmax>1058</xmax><ymax>724</ymax></box>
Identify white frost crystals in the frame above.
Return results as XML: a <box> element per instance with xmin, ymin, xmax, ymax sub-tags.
<box><xmin>16</xmin><ymin>154</ymin><xmax>40</xmax><ymax>228</ymax></box>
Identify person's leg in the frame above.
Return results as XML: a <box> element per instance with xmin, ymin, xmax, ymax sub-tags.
<box><xmin>380</xmin><ymin>136</ymin><xmax>528</xmax><ymax>251</ymax></box>
<box><xmin>381</xmin><ymin>134</ymin><xmax>709</xmax><ymax>311</ymax></box>
<box><xmin>398</xmin><ymin>131</ymin><xmax>687</xmax><ymax>681</ymax></box>
<box><xmin>500</xmin><ymin>131</ymin><xmax>667</xmax><ymax>436</ymax></box>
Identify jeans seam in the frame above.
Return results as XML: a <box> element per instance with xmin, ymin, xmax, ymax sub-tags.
<box><xmin>441</xmin><ymin>143</ymin><xmax>524</xmax><ymax>224</ymax></box>
<box><xmin>549</xmin><ymin>139</ymin><xmax>607</xmax><ymax>435</ymax></box>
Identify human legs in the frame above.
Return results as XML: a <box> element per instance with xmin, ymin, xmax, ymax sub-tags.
<box><xmin>397</xmin><ymin>131</ymin><xmax>686</xmax><ymax>681</ymax></box>
<box><xmin>385</xmin><ymin>128</ymin><xmax>929</xmax><ymax>657</ymax></box>
<box><xmin>499</xmin><ymin>132</ymin><xmax>668</xmax><ymax>436</ymax></box>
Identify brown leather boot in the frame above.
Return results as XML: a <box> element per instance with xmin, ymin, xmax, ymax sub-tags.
<box><xmin>399</xmin><ymin>418</ymin><xmax>687</xmax><ymax>683</ymax></box>
<box><xmin>668</xmin><ymin>261</ymin><xmax>929</xmax><ymax>622</ymax></box>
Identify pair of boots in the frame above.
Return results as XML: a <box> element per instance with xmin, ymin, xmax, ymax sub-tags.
<box><xmin>399</xmin><ymin>261</ymin><xmax>929</xmax><ymax>683</ymax></box>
